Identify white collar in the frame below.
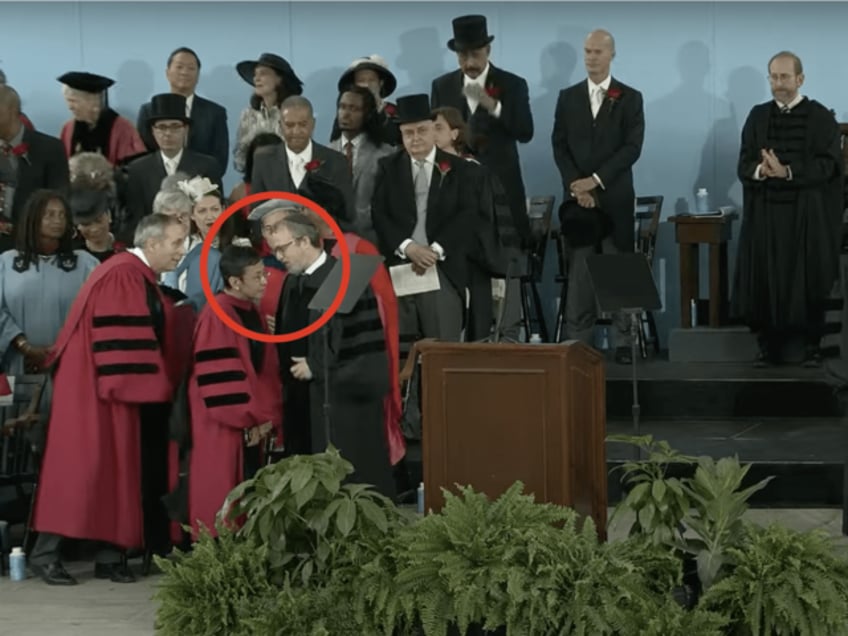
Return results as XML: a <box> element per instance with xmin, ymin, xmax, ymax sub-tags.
<box><xmin>411</xmin><ymin>145</ymin><xmax>437</xmax><ymax>167</ymax></box>
<box><xmin>161</xmin><ymin>148</ymin><xmax>183</xmax><ymax>165</ymax></box>
<box><xmin>304</xmin><ymin>249</ymin><xmax>327</xmax><ymax>275</ymax></box>
<box><xmin>776</xmin><ymin>93</ymin><xmax>804</xmax><ymax>111</ymax></box>
<box><xmin>128</xmin><ymin>247</ymin><xmax>152</xmax><ymax>270</ymax></box>
<box><xmin>463</xmin><ymin>63</ymin><xmax>490</xmax><ymax>86</ymax></box>
<box><xmin>588</xmin><ymin>75</ymin><xmax>612</xmax><ymax>93</ymax></box>
<box><xmin>341</xmin><ymin>132</ymin><xmax>363</xmax><ymax>148</ymax></box>
<box><xmin>286</xmin><ymin>140</ymin><xmax>313</xmax><ymax>164</ymax></box>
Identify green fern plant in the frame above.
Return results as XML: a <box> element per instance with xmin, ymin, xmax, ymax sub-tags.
<box><xmin>153</xmin><ymin>524</ymin><xmax>276</xmax><ymax>636</ymax></box>
<box><xmin>700</xmin><ymin>523</ymin><xmax>848</xmax><ymax>636</ymax></box>
<box><xmin>223</xmin><ymin>446</ymin><xmax>407</xmax><ymax>587</ymax></box>
<box><xmin>622</xmin><ymin>597</ymin><xmax>729</xmax><ymax>636</ymax></box>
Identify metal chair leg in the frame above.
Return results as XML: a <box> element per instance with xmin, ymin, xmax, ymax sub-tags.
<box><xmin>530</xmin><ymin>282</ymin><xmax>549</xmax><ymax>342</ymax></box>
<box><xmin>519</xmin><ymin>280</ymin><xmax>531</xmax><ymax>342</ymax></box>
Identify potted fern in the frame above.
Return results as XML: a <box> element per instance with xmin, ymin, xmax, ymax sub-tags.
<box><xmin>700</xmin><ymin>523</ymin><xmax>848</xmax><ymax>635</ymax></box>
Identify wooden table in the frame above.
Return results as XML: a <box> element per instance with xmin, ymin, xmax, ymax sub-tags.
<box><xmin>669</xmin><ymin>214</ymin><xmax>736</xmax><ymax>328</ymax></box>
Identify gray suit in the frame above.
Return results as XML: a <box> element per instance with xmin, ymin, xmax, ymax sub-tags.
<box><xmin>250</xmin><ymin>141</ymin><xmax>355</xmax><ymax>226</ymax></box>
<box><xmin>329</xmin><ymin>135</ymin><xmax>394</xmax><ymax>244</ymax></box>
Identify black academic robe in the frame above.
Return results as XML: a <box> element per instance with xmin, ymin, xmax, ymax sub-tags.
<box><xmin>275</xmin><ymin>254</ymin><xmax>394</xmax><ymax>497</ymax></box>
<box><xmin>731</xmin><ymin>98</ymin><xmax>844</xmax><ymax>330</ymax></box>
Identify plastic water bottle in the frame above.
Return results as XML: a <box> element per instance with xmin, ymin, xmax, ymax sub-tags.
<box><xmin>417</xmin><ymin>482</ymin><xmax>425</xmax><ymax>514</ymax></box>
<box><xmin>9</xmin><ymin>546</ymin><xmax>26</xmax><ymax>581</ymax></box>
<box><xmin>695</xmin><ymin>188</ymin><xmax>711</xmax><ymax>214</ymax></box>
<box><xmin>529</xmin><ymin>333</ymin><xmax>543</xmax><ymax>344</ymax></box>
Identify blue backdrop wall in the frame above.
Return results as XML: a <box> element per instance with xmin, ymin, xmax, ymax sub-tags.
<box><xmin>1</xmin><ymin>1</ymin><xmax>843</xmax><ymax>343</ymax></box>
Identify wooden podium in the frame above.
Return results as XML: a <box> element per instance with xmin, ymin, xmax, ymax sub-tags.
<box><xmin>418</xmin><ymin>341</ymin><xmax>607</xmax><ymax>537</ymax></box>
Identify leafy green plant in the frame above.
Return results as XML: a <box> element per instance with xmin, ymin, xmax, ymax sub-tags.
<box><xmin>608</xmin><ymin>434</ymin><xmax>697</xmax><ymax>546</ymax></box>
<box><xmin>153</xmin><ymin>525</ymin><xmax>276</xmax><ymax>636</ymax></box>
<box><xmin>681</xmin><ymin>456</ymin><xmax>774</xmax><ymax>590</ymax></box>
<box><xmin>223</xmin><ymin>446</ymin><xmax>407</xmax><ymax>587</ymax></box>
<box><xmin>700</xmin><ymin>523</ymin><xmax>848</xmax><ymax>636</ymax></box>
<box><xmin>622</xmin><ymin>597</ymin><xmax>729</xmax><ymax>636</ymax></box>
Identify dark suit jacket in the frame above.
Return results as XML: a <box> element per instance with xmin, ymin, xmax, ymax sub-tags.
<box><xmin>250</xmin><ymin>141</ymin><xmax>356</xmax><ymax>226</ymax></box>
<box><xmin>137</xmin><ymin>95</ymin><xmax>229</xmax><ymax>175</ymax></box>
<box><xmin>431</xmin><ymin>65</ymin><xmax>534</xmax><ymax>244</ymax></box>
<box><xmin>9</xmin><ymin>128</ymin><xmax>69</xmax><ymax>224</ymax></box>
<box><xmin>552</xmin><ymin>77</ymin><xmax>645</xmax><ymax>252</ymax></box>
<box><xmin>124</xmin><ymin>149</ymin><xmax>223</xmax><ymax>240</ymax></box>
<box><xmin>371</xmin><ymin>147</ymin><xmax>476</xmax><ymax>293</ymax></box>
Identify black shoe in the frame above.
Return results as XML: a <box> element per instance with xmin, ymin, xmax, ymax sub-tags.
<box><xmin>30</xmin><ymin>561</ymin><xmax>78</xmax><ymax>586</ymax></box>
<box><xmin>802</xmin><ymin>347</ymin><xmax>822</xmax><ymax>368</ymax></box>
<box><xmin>94</xmin><ymin>561</ymin><xmax>136</xmax><ymax>583</ymax></box>
<box><xmin>614</xmin><ymin>347</ymin><xmax>632</xmax><ymax>365</ymax></box>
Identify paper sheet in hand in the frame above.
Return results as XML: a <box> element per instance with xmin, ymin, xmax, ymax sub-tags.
<box><xmin>389</xmin><ymin>263</ymin><xmax>441</xmax><ymax>297</ymax></box>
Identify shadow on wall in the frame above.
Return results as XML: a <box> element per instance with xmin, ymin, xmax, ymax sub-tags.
<box><xmin>302</xmin><ymin>65</ymin><xmax>347</xmax><ymax>143</ymax></box>
<box><xmin>114</xmin><ymin>60</ymin><xmax>154</xmax><ymax>123</ymax></box>
<box><xmin>394</xmin><ymin>27</ymin><xmax>452</xmax><ymax>98</ymax></box>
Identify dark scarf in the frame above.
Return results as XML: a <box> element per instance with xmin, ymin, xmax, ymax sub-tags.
<box><xmin>71</xmin><ymin>108</ymin><xmax>119</xmax><ymax>157</ymax></box>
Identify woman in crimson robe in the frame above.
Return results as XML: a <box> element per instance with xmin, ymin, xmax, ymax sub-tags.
<box><xmin>257</xmin><ymin>172</ymin><xmax>405</xmax><ymax>467</ymax></box>
<box><xmin>57</xmin><ymin>71</ymin><xmax>147</xmax><ymax>167</ymax></box>
<box><xmin>187</xmin><ymin>245</ymin><xmax>282</xmax><ymax>538</ymax></box>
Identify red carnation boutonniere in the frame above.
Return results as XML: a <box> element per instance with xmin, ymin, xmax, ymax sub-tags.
<box><xmin>383</xmin><ymin>103</ymin><xmax>397</xmax><ymax>118</ymax></box>
<box><xmin>485</xmin><ymin>85</ymin><xmax>501</xmax><ymax>99</ymax></box>
<box><xmin>436</xmin><ymin>160</ymin><xmax>452</xmax><ymax>186</ymax></box>
<box><xmin>304</xmin><ymin>159</ymin><xmax>323</xmax><ymax>172</ymax></box>
<box><xmin>8</xmin><ymin>142</ymin><xmax>29</xmax><ymax>163</ymax></box>
<box><xmin>605</xmin><ymin>87</ymin><xmax>623</xmax><ymax>113</ymax></box>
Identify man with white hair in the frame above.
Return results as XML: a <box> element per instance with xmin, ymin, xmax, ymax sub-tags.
<box><xmin>30</xmin><ymin>213</ymin><xmax>189</xmax><ymax>585</ymax></box>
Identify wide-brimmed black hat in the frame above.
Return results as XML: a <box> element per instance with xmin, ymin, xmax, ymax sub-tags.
<box><xmin>58</xmin><ymin>71</ymin><xmax>115</xmax><ymax>94</ymax></box>
<box><xmin>70</xmin><ymin>189</ymin><xmax>114</xmax><ymax>224</ymax></box>
<box><xmin>395</xmin><ymin>94</ymin><xmax>436</xmax><ymax>125</ymax></box>
<box><xmin>236</xmin><ymin>53</ymin><xmax>303</xmax><ymax>95</ymax></box>
<box><xmin>147</xmin><ymin>93</ymin><xmax>191</xmax><ymax>125</ymax></box>
<box><xmin>337</xmin><ymin>55</ymin><xmax>397</xmax><ymax>98</ymax></box>
<box><xmin>447</xmin><ymin>15</ymin><xmax>495</xmax><ymax>52</ymax></box>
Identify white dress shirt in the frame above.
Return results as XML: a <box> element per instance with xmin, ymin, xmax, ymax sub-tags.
<box><xmin>753</xmin><ymin>93</ymin><xmax>803</xmax><ymax>181</ymax></box>
<box><xmin>463</xmin><ymin>63</ymin><xmax>502</xmax><ymax>118</ymax></box>
<box><xmin>396</xmin><ymin>145</ymin><xmax>446</xmax><ymax>261</ymax></box>
<box><xmin>286</xmin><ymin>140</ymin><xmax>313</xmax><ymax>189</ymax></box>
<box><xmin>303</xmin><ymin>249</ymin><xmax>327</xmax><ymax>276</ymax></box>
<box><xmin>128</xmin><ymin>247</ymin><xmax>152</xmax><ymax>271</ymax></box>
<box><xmin>161</xmin><ymin>149</ymin><xmax>184</xmax><ymax>176</ymax></box>
<box><xmin>185</xmin><ymin>94</ymin><xmax>195</xmax><ymax>118</ymax></box>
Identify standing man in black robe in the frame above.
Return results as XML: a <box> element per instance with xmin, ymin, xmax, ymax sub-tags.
<box><xmin>732</xmin><ymin>51</ymin><xmax>843</xmax><ymax>367</ymax></box>
<box><xmin>252</xmin><ymin>204</ymin><xmax>395</xmax><ymax>497</ymax></box>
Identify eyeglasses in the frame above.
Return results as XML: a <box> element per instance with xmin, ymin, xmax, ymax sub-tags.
<box><xmin>153</xmin><ymin>123</ymin><xmax>186</xmax><ymax>134</ymax></box>
<box><xmin>274</xmin><ymin>240</ymin><xmax>296</xmax><ymax>255</ymax></box>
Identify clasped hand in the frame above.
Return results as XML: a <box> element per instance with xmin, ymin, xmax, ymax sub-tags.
<box><xmin>462</xmin><ymin>83</ymin><xmax>497</xmax><ymax>112</ymax></box>
<box><xmin>406</xmin><ymin>243</ymin><xmax>439</xmax><ymax>276</ymax></box>
<box><xmin>245</xmin><ymin>421</ymin><xmax>274</xmax><ymax>447</ymax></box>
<box><xmin>290</xmin><ymin>356</ymin><xmax>313</xmax><ymax>381</ymax></box>
<box><xmin>758</xmin><ymin>148</ymin><xmax>789</xmax><ymax>179</ymax></box>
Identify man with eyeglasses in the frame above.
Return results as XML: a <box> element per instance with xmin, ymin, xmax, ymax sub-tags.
<box><xmin>125</xmin><ymin>94</ymin><xmax>222</xmax><ymax>242</ymax></box>
<box><xmin>731</xmin><ymin>51</ymin><xmax>843</xmax><ymax>368</ymax></box>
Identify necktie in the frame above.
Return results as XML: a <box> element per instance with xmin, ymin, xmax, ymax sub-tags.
<box><xmin>592</xmin><ymin>87</ymin><xmax>604</xmax><ymax>119</ymax></box>
<box><xmin>344</xmin><ymin>141</ymin><xmax>354</xmax><ymax>176</ymax></box>
<box><xmin>412</xmin><ymin>160</ymin><xmax>429</xmax><ymax>246</ymax></box>
<box><xmin>780</xmin><ymin>105</ymin><xmax>791</xmax><ymax>114</ymax></box>
<box><xmin>291</xmin><ymin>156</ymin><xmax>305</xmax><ymax>188</ymax></box>
<box><xmin>466</xmin><ymin>81</ymin><xmax>480</xmax><ymax>114</ymax></box>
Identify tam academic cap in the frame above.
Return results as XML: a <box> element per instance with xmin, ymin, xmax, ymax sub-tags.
<box><xmin>58</xmin><ymin>71</ymin><xmax>115</xmax><ymax>94</ymax></box>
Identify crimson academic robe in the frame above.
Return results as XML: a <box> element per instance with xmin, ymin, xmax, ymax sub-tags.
<box><xmin>60</xmin><ymin>114</ymin><xmax>147</xmax><ymax>167</ymax></box>
<box><xmin>187</xmin><ymin>293</ymin><xmax>282</xmax><ymax>538</ymax></box>
<box><xmin>32</xmin><ymin>252</ymin><xmax>178</xmax><ymax>550</ymax></box>
<box><xmin>258</xmin><ymin>233</ymin><xmax>405</xmax><ymax>465</ymax></box>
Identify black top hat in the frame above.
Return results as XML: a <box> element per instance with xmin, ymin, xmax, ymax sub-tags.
<box><xmin>447</xmin><ymin>15</ymin><xmax>495</xmax><ymax>52</ymax></box>
<box><xmin>337</xmin><ymin>55</ymin><xmax>397</xmax><ymax>98</ymax></box>
<box><xmin>147</xmin><ymin>94</ymin><xmax>191</xmax><ymax>125</ymax></box>
<box><xmin>236</xmin><ymin>53</ymin><xmax>303</xmax><ymax>95</ymax></box>
<box><xmin>70</xmin><ymin>189</ymin><xmax>114</xmax><ymax>224</ymax></box>
<box><xmin>395</xmin><ymin>94</ymin><xmax>435</xmax><ymax>125</ymax></box>
<box><xmin>58</xmin><ymin>71</ymin><xmax>115</xmax><ymax>94</ymax></box>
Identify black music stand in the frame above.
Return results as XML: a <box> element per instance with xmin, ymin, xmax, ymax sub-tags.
<box><xmin>308</xmin><ymin>253</ymin><xmax>383</xmax><ymax>447</ymax></box>
<box><xmin>586</xmin><ymin>254</ymin><xmax>662</xmax><ymax>459</ymax></box>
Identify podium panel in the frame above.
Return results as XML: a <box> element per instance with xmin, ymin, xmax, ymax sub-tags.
<box><xmin>419</xmin><ymin>341</ymin><xmax>607</xmax><ymax>536</ymax></box>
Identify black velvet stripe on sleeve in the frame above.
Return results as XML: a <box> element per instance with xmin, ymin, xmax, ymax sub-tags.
<box><xmin>197</xmin><ymin>370</ymin><xmax>248</xmax><ymax>386</ymax></box>
<box><xmin>92</xmin><ymin>339</ymin><xmax>159</xmax><ymax>353</ymax></box>
<box><xmin>203</xmin><ymin>393</ymin><xmax>251</xmax><ymax>408</ymax></box>
<box><xmin>195</xmin><ymin>347</ymin><xmax>240</xmax><ymax>363</ymax></box>
<box><xmin>93</xmin><ymin>315</ymin><xmax>155</xmax><ymax>328</ymax></box>
<box><xmin>96</xmin><ymin>363</ymin><xmax>159</xmax><ymax>376</ymax></box>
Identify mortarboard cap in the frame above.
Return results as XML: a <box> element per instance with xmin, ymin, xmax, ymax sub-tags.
<box><xmin>247</xmin><ymin>199</ymin><xmax>303</xmax><ymax>223</ymax></box>
<box><xmin>57</xmin><ymin>71</ymin><xmax>115</xmax><ymax>94</ymax></box>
